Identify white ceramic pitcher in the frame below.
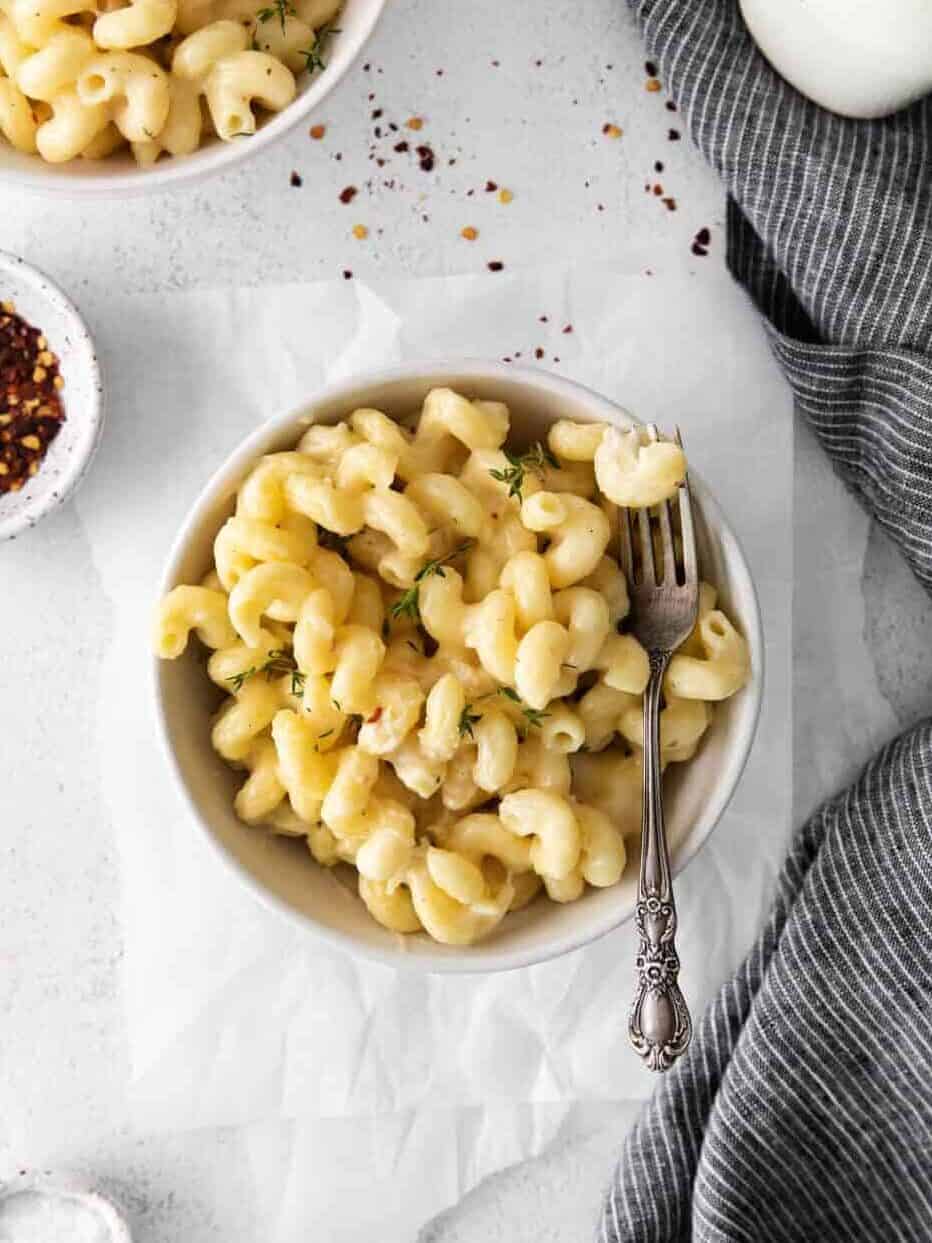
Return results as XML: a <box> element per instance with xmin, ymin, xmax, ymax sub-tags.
<box><xmin>740</xmin><ymin>0</ymin><xmax>932</xmax><ymax>118</ymax></box>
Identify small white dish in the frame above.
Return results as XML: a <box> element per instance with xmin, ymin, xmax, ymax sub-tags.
<box><xmin>0</xmin><ymin>1171</ymin><xmax>132</xmax><ymax>1242</ymax></box>
<box><xmin>740</xmin><ymin>0</ymin><xmax>932</xmax><ymax>119</ymax></box>
<box><xmin>0</xmin><ymin>252</ymin><xmax>103</xmax><ymax>542</ymax></box>
<box><xmin>0</xmin><ymin>0</ymin><xmax>387</xmax><ymax>197</ymax></box>
<box><xmin>153</xmin><ymin>362</ymin><xmax>764</xmax><ymax>974</ymax></box>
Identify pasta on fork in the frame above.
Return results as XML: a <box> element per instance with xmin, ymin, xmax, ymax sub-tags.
<box><xmin>154</xmin><ymin>389</ymin><xmax>751</xmax><ymax>946</ymax></box>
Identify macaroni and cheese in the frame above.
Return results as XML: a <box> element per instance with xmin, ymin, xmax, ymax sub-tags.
<box><xmin>154</xmin><ymin>389</ymin><xmax>751</xmax><ymax>946</ymax></box>
<box><xmin>0</xmin><ymin>0</ymin><xmax>341</xmax><ymax>164</ymax></box>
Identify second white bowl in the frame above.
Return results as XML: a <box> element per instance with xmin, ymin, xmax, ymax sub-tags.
<box><xmin>153</xmin><ymin>362</ymin><xmax>764</xmax><ymax>973</ymax></box>
<box><xmin>0</xmin><ymin>0</ymin><xmax>387</xmax><ymax>196</ymax></box>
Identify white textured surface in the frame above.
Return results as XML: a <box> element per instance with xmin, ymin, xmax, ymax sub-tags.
<box><xmin>0</xmin><ymin>1</ymin><xmax>928</xmax><ymax>1240</ymax></box>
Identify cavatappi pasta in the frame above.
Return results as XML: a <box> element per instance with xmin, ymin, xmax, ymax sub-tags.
<box><xmin>154</xmin><ymin>390</ymin><xmax>751</xmax><ymax>946</ymax></box>
<box><xmin>0</xmin><ymin>0</ymin><xmax>340</xmax><ymax>164</ymax></box>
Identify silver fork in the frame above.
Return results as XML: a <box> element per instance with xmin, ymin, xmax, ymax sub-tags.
<box><xmin>618</xmin><ymin>425</ymin><xmax>699</xmax><ymax>1072</ymax></box>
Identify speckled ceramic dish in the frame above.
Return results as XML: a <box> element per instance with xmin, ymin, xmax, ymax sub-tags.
<box><xmin>0</xmin><ymin>252</ymin><xmax>103</xmax><ymax>542</ymax></box>
<box><xmin>0</xmin><ymin>1171</ymin><xmax>132</xmax><ymax>1242</ymax></box>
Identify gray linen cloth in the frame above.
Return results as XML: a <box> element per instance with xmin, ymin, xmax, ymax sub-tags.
<box><xmin>601</xmin><ymin>2</ymin><xmax>932</xmax><ymax>1239</ymax></box>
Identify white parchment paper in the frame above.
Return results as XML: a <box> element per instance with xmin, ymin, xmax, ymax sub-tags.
<box><xmin>79</xmin><ymin>263</ymin><xmax>792</xmax><ymax>1150</ymax></box>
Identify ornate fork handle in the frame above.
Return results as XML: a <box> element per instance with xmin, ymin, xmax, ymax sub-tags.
<box><xmin>628</xmin><ymin>650</ymin><xmax>692</xmax><ymax>1072</ymax></box>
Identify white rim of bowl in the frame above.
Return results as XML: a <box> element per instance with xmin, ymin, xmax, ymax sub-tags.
<box><xmin>2</xmin><ymin>1</ymin><xmax>388</xmax><ymax>196</ymax></box>
<box><xmin>0</xmin><ymin>251</ymin><xmax>104</xmax><ymax>541</ymax></box>
<box><xmin>152</xmin><ymin>360</ymin><xmax>765</xmax><ymax>974</ymax></box>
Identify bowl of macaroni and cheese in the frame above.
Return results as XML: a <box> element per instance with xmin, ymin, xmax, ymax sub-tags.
<box><xmin>153</xmin><ymin>363</ymin><xmax>763</xmax><ymax>972</ymax></box>
<box><xmin>0</xmin><ymin>0</ymin><xmax>386</xmax><ymax>193</ymax></box>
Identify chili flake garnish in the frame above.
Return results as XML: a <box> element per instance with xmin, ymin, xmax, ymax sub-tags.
<box><xmin>0</xmin><ymin>302</ymin><xmax>65</xmax><ymax>494</ymax></box>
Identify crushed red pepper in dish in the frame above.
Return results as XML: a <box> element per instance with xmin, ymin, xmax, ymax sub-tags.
<box><xmin>0</xmin><ymin>301</ymin><xmax>65</xmax><ymax>494</ymax></box>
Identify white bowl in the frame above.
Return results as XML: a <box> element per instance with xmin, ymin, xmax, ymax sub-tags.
<box><xmin>153</xmin><ymin>362</ymin><xmax>764</xmax><ymax>973</ymax></box>
<box><xmin>0</xmin><ymin>252</ymin><xmax>103</xmax><ymax>541</ymax></box>
<box><xmin>0</xmin><ymin>0</ymin><xmax>387</xmax><ymax>196</ymax></box>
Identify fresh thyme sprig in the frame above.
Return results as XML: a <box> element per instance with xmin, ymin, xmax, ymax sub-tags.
<box><xmin>488</xmin><ymin>442</ymin><xmax>559</xmax><ymax>498</ymax></box>
<box><xmin>256</xmin><ymin>0</ymin><xmax>294</xmax><ymax>33</ymax></box>
<box><xmin>299</xmin><ymin>19</ymin><xmax>340</xmax><ymax>74</ymax></box>
<box><xmin>227</xmin><ymin>649</ymin><xmax>305</xmax><ymax>696</ymax></box>
<box><xmin>458</xmin><ymin>704</ymin><xmax>483</xmax><ymax>739</ymax></box>
<box><xmin>497</xmin><ymin>686</ymin><xmax>549</xmax><ymax>730</ymax></box>
<box><xmin>390</xmin><ymin>541</ymin><xmax>474</xmax><ymax>621</ymax></box>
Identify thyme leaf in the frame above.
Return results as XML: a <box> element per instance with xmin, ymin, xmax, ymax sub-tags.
<box><xmin>389</xmin><ymin>541</ymin><xmax>474</xmax><ymax>621</ymax></box>
<box><xmin>488</xmin><ymin>442</ymin><xmax>559</xmax><ymax>498</ymax></box>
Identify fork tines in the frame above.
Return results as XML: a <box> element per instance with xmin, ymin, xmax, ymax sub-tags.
<box><xmin>618</xmin><ymin>424</ymin><xmax>697</xmax><ymax>593</ymax></box>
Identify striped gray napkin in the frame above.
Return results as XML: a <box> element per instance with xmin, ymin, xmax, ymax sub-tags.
<box><xmin>601</xmin><ymin>2</ymin><xmax>932</xmax><ymax>1239</ymax></box>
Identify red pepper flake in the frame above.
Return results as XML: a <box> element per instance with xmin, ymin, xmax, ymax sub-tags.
<box><xmin>309</xmin><ymin>124</ymin><xmax>326</xmax><ymax>140</ymax></box>
<box><xmin>342</xmin><ymin>269</ymin><xmax>353</xmax><ymax>279</ymax></box>
<box><xmin>534</xmin><ymin>347</ymin><xmax>544</xmax><ymax>360</ymax></box>
<box><xmin>539</xmin><ymin>314</ymin><xmax>549</xmax><ymax>323</ymax></box>
<box><xmin>662</xmin><ymin>197</ymin><xmax>676</xmax><ymax>211</ymax></box>
<box><xmin>654</xmin><ymin>160</ymin><xmax>664</xmax><ymax>172</ymax></box>
<box><xmin>645</xmin><ymin>60</ymin><xmax>658</xmax><ymax>76</ymax></box>
<box><xmin>339</xmin><ymin>185</ymin><xmax>357</xmax><ymax>204</ymax></box>
<box><xmin>562</xmin><ymin>324</ymin><xmax>573</xmax><ymax>334</ymax></box>
<box><xmin>366</xmin><ymin>706</ymin><xmax>383</xmax><ymax>724</ymax></box>
<box><xmin>668</xmin><ymin>128</ymin><xmax>681</xmax><ymax>141</ymax></box>
<box><xmin>394</xmin><ymin>140</ymin><xmax>409</xmax><ymax>153</ymax></box>
<box><xmin>371</xmin><ymin>108</ymin><xmax>382</xmax><ymax>119</ymax></box>
<box><xmin>691</xmin><ymin>226</ymin><xmax>711</xmax><ymax>257</ymax></box>
<box><xmin>416</xmin><ymin>144</ymin><xmax>435</xmax><ymax>172</ymax></box>
<box><xmin>487</xmin><ymin>261</ymin><xmax>504</xmax><ymax>272</ymax></box>
<box><xmin>0</xmin><ymin>302</ymin><xmax>66</xmax><ymax>494</ymax></box>
<box><xmin>485</xmin><ymin>180</ymin><xmax>498</xmax><ymax>192</ymax></box>
<box><xmin>646</xmin><ymin>78</ymin><xmax>661</xmax><ymax>92</ymax></box>
<box><xmin>290</xmin><ymin>170</ymin><xmax>303</xmax><ymax>187</ymax></box>
<box><xmin>405</xmin><ymin>116</ymin><xmax>424</xmax><ymax>131</ymax></box>
<box><xmin>602</xmin><ymin>122</ymin><xmax>623</xmax><ymax>139</ymax></box>
<box><xmin>665</xmin><ymin>100</ymin><xmax>677</xmax><ymax>112</ymax></box>
<box><xmin>653</xmin><ymin>184</ymin><xmax>663</xmax><ymax>196</ymax></box>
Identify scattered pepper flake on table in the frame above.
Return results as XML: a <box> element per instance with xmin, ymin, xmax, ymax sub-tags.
<box><xmin>416</xmin><ymin>145</ymin><xmax>435</xmax><ymax>172</ymax></box>
<box><xmin>487</xmin><ymin>261</ymin><xmax>504</xmax><ymax>272</ymax></box>
<box><xmin>666</xmin><ymin>100</ymin><xmax>677</xmax><ymax>112</ymax></box>
<box><xmin>602</xmin><ymin>123</ymin><xmax>623</xmax><ymax>139</ymax></box>
<box><xmin>691</xmin><ymin>226</ymin><xmax>711</xmax><ymax>257</ymax></box>
<box><xmin>309</xmin><ymin>124</ymin><xmax>326</xmax><ymax>139</ymax></box>
<box><xmin>646</xmin><ymin>78</ymin><xmax>662</xmax><ymax>92</ymax></box>
<box><xmin>461</xmin><ymin>226</ymin><xmax>478</xmax><ymax>241</ymax></box>
<box><xmin>352</xmin><ymin>224</ymin><xmax>368</xmax><ymax>239</ymax></box>
<box><xmin>498</xmin><ymin>188</ymin><xmax>514</xmax><ymax>204</ymax></box>
<box><xmin>339</xmin><ymin>185</ymin><xmax>357</xmax><ymax>204</ymax></box>
<box><xmin>668</xmin><ymin>128</ymin><xmax>681</xmax><ymax>141</ymax></box>
<box><xmin>405</xmin><ymin>116</ymin><xmax>424</xmax><ymax>131</ymax></box>
<box><xmin>485</xmin><ymin>180</ymin><xmax>498</xmax><ymax>192</ymax></box>
<box><xmin>645</xmin><ymin>60</ymin><xmax>658</xmax><ymax>76</ymax></box>
<box><xmin>290</xmin><ymin>170</ymin><xmax>303</xmax><ymax>187</ymax></box>
<box><xmin>0</xmin><ymin>302</ymin><xmax>66</xmax><ymax>494</ymax></box>
<box><xmin>342</xmin><ymin>269</ymin><xmax>353</xmax><ymax>280</ymax></box>
<box><xmin>654</xmin><ymin>160</ymin><xmax>664</xmax><ymax>172</ymax></box>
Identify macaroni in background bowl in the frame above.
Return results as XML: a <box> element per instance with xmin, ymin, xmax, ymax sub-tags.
<box><xmin>0</xmin><ymin>0</ymin><xmax>386</xmax><ymax>195</ymax></box>
<box><xmin>153</xmin><ymin>362</ymin><xmax>764</xmax><ymax>973</ymax></box>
